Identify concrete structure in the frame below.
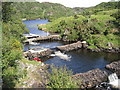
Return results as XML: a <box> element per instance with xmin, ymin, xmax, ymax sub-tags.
<box><xmin>56</xmin><ymin>41</ymin><xmax>82</xmax><ymax>52</ymax></box>
<box><xmin>24</xmin><ymin>35</ymin><xmax>61</xmax><ymax>43</ymax></box>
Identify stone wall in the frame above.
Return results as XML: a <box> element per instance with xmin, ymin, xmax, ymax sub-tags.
<box><xmin>24</xmin><ymin>49</ymin><xmax>53</xmax><ymax>59</ymax></box>
<box><xmin>56</xmin><ymin>41</ymin><xmax>82</xmax><ymax>52</ymax></box>
<box><xmin>24</xmin><ymin>35</ymin><xmax>61</xmax><ymax>43</ymax></box>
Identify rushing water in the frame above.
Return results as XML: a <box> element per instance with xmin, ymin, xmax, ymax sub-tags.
<box><xmin>23</xmin><ymin>19</ymin><xmax>120</xmax><ymax>74</ymax></box>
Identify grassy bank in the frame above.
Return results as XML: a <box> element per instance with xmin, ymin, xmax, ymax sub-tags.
<box><xmin>38</xmin><ymin>2</ymin><xmax>120</xmax><ymax>50</ymax></box>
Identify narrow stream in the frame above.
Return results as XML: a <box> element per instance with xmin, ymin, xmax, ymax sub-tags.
<box><xmin>23</xmin><ymin>19</ymin><xmax>120</xmax><ymax>74</ymax></box>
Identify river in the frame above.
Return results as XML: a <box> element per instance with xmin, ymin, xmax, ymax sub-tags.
<box><xmin>23</xmin><ymin>19</ymin><xmax>119</xmax><ymax>74</ymax></box>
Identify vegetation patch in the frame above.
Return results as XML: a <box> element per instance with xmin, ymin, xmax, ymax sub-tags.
<box><xmin>47</xmin><ymin>65</ymin><xmax>80</xmax><ymax>88</ymax></box>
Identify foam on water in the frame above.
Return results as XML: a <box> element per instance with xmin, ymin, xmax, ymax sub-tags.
<box><xmin>108</xmin><ymin>73</ymin><xmax>120</xmax><ymax>88</ymax></box>
<box><xmin>50</xmin><ymin>51</ymin><xmax>71</xmax><ymax>61</ymax></box>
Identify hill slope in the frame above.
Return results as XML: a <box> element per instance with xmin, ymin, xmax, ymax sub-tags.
<box><xmin>38</xmin><ymin>1</ymin><xmax>120</xmax><ymax>52</ymax></box>
<box><xmin>14</xmin><ymin>2</ymin><xmax>77</xmax><ymax>21</ymax></box>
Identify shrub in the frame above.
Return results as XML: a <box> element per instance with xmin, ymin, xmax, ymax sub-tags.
<box><xmin>47</xmin><ymin>65</ymin><xmax>80</xmax><ymax>88</ymax></box>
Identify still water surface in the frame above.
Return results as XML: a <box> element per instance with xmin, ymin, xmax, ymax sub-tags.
<box><xmin>23</xmin><ymin>19</ymin><xmax>119</xmax><ymax>74</ymax></box>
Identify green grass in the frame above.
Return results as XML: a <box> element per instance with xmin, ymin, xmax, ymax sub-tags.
<box><xmin>96</xmin><ymin>9</ymin><xmax>118</xmax><ymax>15</ymax></box>
<box><xmin>90</xmin><ymin>15</ymin><xmax>115</xmax><ymax>22</ymax></box>
<box><xmin>87</xmin><ymin>45</ymin><xmax>98</xmax><ymax>49</ymax></box>
<box><xmin>87</xmin><ymin>34</ymin><xmax>120</xmax><ymax>49</ymax></box>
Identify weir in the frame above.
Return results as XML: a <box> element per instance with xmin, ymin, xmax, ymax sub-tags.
<box><xmin>23</xmin><ymin>41</ymin><xmax>87</xmax><ymax>59</ymax></box>
<box><xmin>23</xmin><ymin>19</ymin><xmax>120</xmax><ymax>89</ymax></box>
<box><xmin>23</xmin><ymin>33</ymin><xmax>40</xmax><ymax>39</ymax></box>
<box><xmin>24</xmin><ymin>48</ymin><xmax>54</xmax><ymax>60</ymax></box>
<box><xmin>24</xmin><ymin>35</ymin><xmax>61</xmax><ymax>43</ymax></box>
<box><xmin>57</xmin><ymin>41</ymin><xmax>83</xmax><ymax>52</ymax></box>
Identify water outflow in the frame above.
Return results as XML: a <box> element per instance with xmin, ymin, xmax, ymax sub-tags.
<box><xmin>50</xmin><ymin>51</ymin><xmax>71</xmax><ymax>61</ymax></box>
<box><xmin>108</xmin><ymin>73</ymin><xmax>120</xmax><ymax>89</ymax></box>
<box><xmin>29</xmin><ymin>41</ymin><xmax>39</xmax><ymax>45</ymax></box>
<box><xmin>96</xmin><ymin>73</ymin><xmax>120</xmax><ymax>89</ymax></box>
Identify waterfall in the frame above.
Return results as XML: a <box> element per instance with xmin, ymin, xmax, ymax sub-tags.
<box><xmin>108</xmin><ymin>73</ymin><xmax>120</xmax><ymax>88</ymax></box>
<box><xmin>96</xmin><ymin>73</ymin><xmax>120</xmax><ymax>89</ymax></box>
<box><xmin>108</xmin><ymin>73</ymin><xmax>118</xmax><ymax>83</ymax></box>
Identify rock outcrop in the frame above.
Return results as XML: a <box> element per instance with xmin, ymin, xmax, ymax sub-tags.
<box><xmin>87</xmin><ymin>47</ymin><xmax>120</xmax><ymax>53</ymax></box>
<box><xmin>106</xmin><ymin>60</ymin><xmax>120</xmax><ymax>77</ymax></box>
<box><xmin>72</xmin><ymin>68</ymin><xmax>108</xmax><ymax>89</ymax></box>
<box><xmin>72</xmin><ymin>60</ymin><xmax>120</xmax><ymax>89</ymax></box>
<box><xmin>17</xmin><ymin>60</ymin><xmax>50</xmax><ymax>88</ymax></box>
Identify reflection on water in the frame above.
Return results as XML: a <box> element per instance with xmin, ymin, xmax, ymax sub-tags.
<box><xmin>23</xmin><ymin>19</ymin><xmax>50</xmax><ymax>36</ymax></box>
<box><xmin>45</xmin><ymin>49</ymin><xmax>119</xmax><ymax>74</ymax></box>
<box><xmin>23</xmin><ymin>19</ymin><xmax>120</xmax><ymax>74</ymax></box>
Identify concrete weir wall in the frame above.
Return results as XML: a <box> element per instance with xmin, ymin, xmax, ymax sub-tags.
<box><xmin>24</xmin><ymin>41</ymin><xmax>87</xmax><ymax>59</ymax></box>
<box><xmin>24</xmin><ymin>49</ymin><xmax>53</xmax><ymax>59</ymax></box>
<box><xmin>56</xmin><ymin>41</ymin><xmax>83</xmax><ymax>52</ymax></box>
<box><xmin>24</xmin><ymin>35</ymin><xmax>61</xmax><ymax>43</ymax></box>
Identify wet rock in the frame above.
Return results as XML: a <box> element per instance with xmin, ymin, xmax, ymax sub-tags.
<box><xmin>72</xmin><ymin>68</ymin><xmax>108</xmax><ymax>89</ymax></box>
<box><xmin>106</xmin><ymin>60</ymin><xmax>120</xmax><ymax>77</ymax></box>
<box><xmin>87</xmin><ymin>48</ymin><xmax>101</xmax><ymax>52</ymax></box>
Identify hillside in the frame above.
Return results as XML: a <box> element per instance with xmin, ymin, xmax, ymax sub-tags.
<box><xmin>79</xmin><ymin>1</ymin><xmax>119</xmax><ymax>16</ymax></box>
<box><xmin>13</xmin><ymin>2</ymin><xmax>77</xmax><ymax>21</ymax></box>
<box><xmin>39</xmin><ymin>1</ymin><xmax>120</xmax><ymax>51</ymax></box>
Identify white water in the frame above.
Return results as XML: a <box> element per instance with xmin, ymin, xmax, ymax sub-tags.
<box><xmin>29</xmin><ymin>41</ymin><xmax>39</xmax><ymax>45</ymax></box>
<box><xmin>50</xmin><ymin>51</ymin><xmax>71</xmax><ymax>61</ymax></box>
<box><xmin>108</xmin><ymin>73</ymin><xmax>120</xmax><ymax>88</ymax></box>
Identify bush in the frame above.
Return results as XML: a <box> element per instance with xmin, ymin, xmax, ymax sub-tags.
<box><xmin>47</xmin><ymin>65</ymin><xmax>80</xmax><ymax>88</ymax></box>
<box><xmin>2</xmin><ymin>67</ymin><xmax>18</xmax><ymax>88</ymax></box>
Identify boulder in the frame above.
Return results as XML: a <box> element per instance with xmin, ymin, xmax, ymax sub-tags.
<box><xmin>106</xmin><ymin>60</ymin><xmax>120</xmax><ymax>77</ymax></box>
<box><xmin>72</xmin><ymin>68</ymin><xmax>108</xmax><ymax>89</ymax></box>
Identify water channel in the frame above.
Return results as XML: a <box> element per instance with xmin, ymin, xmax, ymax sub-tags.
<box><xmin>23</xmin><ymin>19</ymin><xmax>119</xmax><ymax>74</ymax></box>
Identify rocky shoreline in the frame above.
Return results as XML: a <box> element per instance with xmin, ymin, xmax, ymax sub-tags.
<box><xmin>72</xmin><ymin>60</ymin><xmax>120</xmax><ymax>89</ymax></box>
<box><xmin>72</xmin><ymin>68</ymin><xmax>108</xmax><ymax>89</ymax></box>
<box><xmin>19</xmin><ymin>59</ymin><xmax>120</xmax><ymax>89</ymax></box>
<box><xmin>87</xmin><ymin>46</ymin><xmax>120</xmax><ymax>53</ymax></box>
<box><xmin>36</xmin><ymin>27</ymin><xmax>120</xmax><ymax>53</ymax></box>
<box><xmin>23</xmin><ymin>33</ymin><xmax>120</xmax><ymax>53</ymax></box>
